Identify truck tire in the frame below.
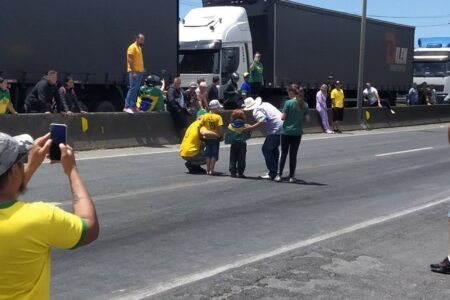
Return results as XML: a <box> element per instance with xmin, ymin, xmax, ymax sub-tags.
<box><xmin>95</xmin><ymin>101</ymin><xmax>116</xmax><ymax>112</ymax></box>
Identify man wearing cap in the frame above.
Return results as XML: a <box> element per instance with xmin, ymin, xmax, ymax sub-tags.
<box><xmin>184</xmin><ymin>82</ymin><xmax>200</xmax><ymax>115</ymax></box>
<box><xmin>180</xmin><ymin>109</ymin><xmax>220</xmax><ymax>174</ymax></box>
<box><xmin>0</xmin><ymin>133</ymin><xmax>99</xmax><ymax>299</ymax></box>
<box><xmin>245</xmin><ymin>97</ymin><xmax>283</xmax><ymax>180</ymax></box>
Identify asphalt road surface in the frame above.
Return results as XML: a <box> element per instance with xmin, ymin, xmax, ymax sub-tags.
<box><xmin>20</xmin><ymin>124</ymin><xmax>450</xmax><ymax>299</ymax></box>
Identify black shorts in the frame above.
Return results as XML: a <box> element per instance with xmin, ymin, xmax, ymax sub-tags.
<box><xmin>332</xmin><ymin>108</ymin><xmax>344</xmax><ymax>122</ymax></box>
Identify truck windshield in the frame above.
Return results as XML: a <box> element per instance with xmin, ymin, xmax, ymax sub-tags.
<box><xmin>414</xmin><ymin>61</ymin><xmax>450</xmax><ymax>77</ymax></box>
<box><xmin>179</xmin><ymin>50</ymin><xmax>220</xmax><ymax>74</ymax></box>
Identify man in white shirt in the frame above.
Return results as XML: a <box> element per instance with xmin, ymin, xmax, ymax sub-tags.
<box><xmin>363</xmin><ymin>82</ymin><xmax>395</xmax><ymax>114</ymax></box>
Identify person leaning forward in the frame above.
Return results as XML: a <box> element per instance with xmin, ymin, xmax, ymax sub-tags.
<box><xmin>0</xmin><ymin>132</ymin><xmax>99</xmax><ymax>299</ymax></box>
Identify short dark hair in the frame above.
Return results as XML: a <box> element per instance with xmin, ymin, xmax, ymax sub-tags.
<box><xmin>197</xmin><ymin>78</ymin><xmax>205</xmax><ymax>84</ymax></box>
<box><xmin>212</xmin><ymin>76</ymin><xmax>220</xmax><ymax>83</ymax></box>
<box><xmin>47</xmin><ymin>70</ymin><xmax>57</xmax><ymax>76</ymax></box>
<box><xmin>64</xmin><ymin>76</ymin><xmax>74</xmax><ymax>84</ymax></box>
<box><xmin>136</xmin><ymin>33</ymin><xmax>145</xmax><ymax>39</ymax></box>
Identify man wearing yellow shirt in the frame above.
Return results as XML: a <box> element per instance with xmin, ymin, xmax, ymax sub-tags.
<box><xmin>331</xmin><ymin>80</ymin><xmax>345</xmax><ymax>133</ymax></box>
<box><xmin>0</xmin><ymin>132</ymin><xmax>99</xmax><ymax>300</ymax></box>
<box><xmin>180</xmin><ymin>109</ymin><xmax>220</xmax><ymax>174</ymax></box>
<box><xmin>124</xmin><ymin>33</ymin><xmax>145</xmax><ymax>114</ymax></box>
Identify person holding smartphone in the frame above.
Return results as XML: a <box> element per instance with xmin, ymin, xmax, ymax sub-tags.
<box><xmin>0</xmin><ymin>132</ymin><xmax>99</xmax><ymax>299</ymax></box>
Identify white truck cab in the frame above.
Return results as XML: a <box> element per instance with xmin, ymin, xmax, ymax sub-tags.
<box><xmin>414</xmin><ymin>38</ymin><xmax>450</xmax><ymax>103</ymax></box>
<box><xmin>179</xmin><ymin>6</ymin><xmax>253</xmax><ymax>96</ymax></box>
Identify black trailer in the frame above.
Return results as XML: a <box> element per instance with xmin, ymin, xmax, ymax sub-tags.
<box><xmin>203</xmin><ymin>0</ymin><xmax>414</xmax><ymax>104</ymax></box>
<box><xmin>0</xmin><ymin>0</ymin><xmax>179</xmax><ymax>112</ymax></box>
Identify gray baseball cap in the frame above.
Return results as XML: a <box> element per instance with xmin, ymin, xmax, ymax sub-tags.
<box><xmin>0</xmin><ymin>133</ymin><xmax>34</xmax><ymax>176</ymax></box>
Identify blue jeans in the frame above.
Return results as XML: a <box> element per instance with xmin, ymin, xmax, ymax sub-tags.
<box><xmin>262</xmin><ymin>134</ymin><xmax>280</xmax><ymax>178</ymax></box>
<box><xmin>124</xmin><ymin>72</ymin><xmax>144</xmax><ymax>109</ymax></box>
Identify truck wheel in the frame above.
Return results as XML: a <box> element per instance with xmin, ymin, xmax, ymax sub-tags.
<box><xmin>95</xmin><ymin>101</ymin><xmax>116</xmax><ymax>112</ymax></box>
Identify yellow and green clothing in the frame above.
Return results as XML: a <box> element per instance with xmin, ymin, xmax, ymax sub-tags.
<box><xmin>127</xmin><ymin>43</ymin><xmax>144</xmax><ymax>73</ymax></box>
<box><xmin>0</xmin><ymin>89</ymin><xmax>11</xmax><ymax>114</ymax></box>
<box><xmin>200</xmin><ymin>112</ymin><xmax>223</xmax><ymax>136</ymax></box>
<box><xmin>137</xmin><ymin>86</ymin><xmax>165</xmax><ymax>112</ymax></box>
<box><xmin>0</xmin><ymin>200</ymin><xmax>86</xmax><ymax>300</ymax></box>
<box><xmin>225</xmin><ymin>123</ymin><xmax>251</xmax><ymax>144</ymax></box>
<box><xmin>331</xmin><ymin>88</ymin><xmax>345</xmax><ymax>108</ymax></box>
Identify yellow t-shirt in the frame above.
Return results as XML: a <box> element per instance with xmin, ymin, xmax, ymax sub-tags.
<box><xmin>200</xmin><ymin>112</ymin><xmax>223</xmax><ymax>136</ymax></box>
<box><xmin>127</xmin><ymin>43</ymin><xmax>144</xmax><ymax>73</ymax></box>
<box><xmin>180</xmin><ymin>120</ymin><xmax>202</xmax><ymax>157</ymax></box>
<box><xmin>0</xmin><ymin>200</ymin><xmax>86</xmax><ymax>300</ymax></box>
<box><xmin>0</xmin><ymin>89</ymin><xmax>11</xmax><ymax>114</ymax></box>
<box><xmin>331</xmin><ymin>88</ymin><xmax>345</xmax><ymax>108</ymax></box>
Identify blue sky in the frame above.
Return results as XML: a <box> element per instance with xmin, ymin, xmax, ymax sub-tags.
<box><xmin>179</xmin><ymin>0</ymin><xmax>450</xmax><ymax>45</ymax></box>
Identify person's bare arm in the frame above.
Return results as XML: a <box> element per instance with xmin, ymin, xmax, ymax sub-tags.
<box><xmin>60</xmin><ymin>144</ymin><xmax>99</xmax><ymax>246</ymax></box>
<box><xmin>23</xmin><ymin>134</ymin><xmax>51</xmax><ymax>185</ymax></box>
<box><xmin>7</xmin><ymin>102</ymin><xmax>17</xmax><ymax>114</ymax></box>
<box><xmin>281</xmin><ymin>112</ymin><xmax>287</xmax><ymax>121</ymax></box>
<box><xmin>376</xmin><ymin>91</ymin><xmax>382</xmax><ymax>107</ymax></box>
<box><xmin>200</xmin><ymin>127</ymin><xmax>220</xmax><ymax>139</ymax></box>
<box><xmin>246</xmin><ymin>120</ymin><xmax>264</xmax><ymax>131</ymax></box>
<box><xmin>128</xmin><ymin>54</ymin><xmax>135</xmax><ymax>74</ymax></box>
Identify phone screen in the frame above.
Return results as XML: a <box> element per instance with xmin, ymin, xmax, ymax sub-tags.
<box><xmin>50</xmin><ymin>124</ymin><xmax>67</xmax><ymax>161</ymax></box>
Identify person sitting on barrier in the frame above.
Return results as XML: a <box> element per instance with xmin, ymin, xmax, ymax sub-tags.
<box><xmin>200</xmin><ymin>100</ymin><xmax>224</xmax><ymax>175</ymax></box>
<box><xmin>184</xmin><ymin>82</ymin><xmax>201</xmax><ymax>115</ymax></box>
<box><xmin>180</xmin><ymin>109</ymin><xmax>219</xmax><ymax>174</ymax></box>
<box><xmin>0</xmin><ymin>77</ymin><xmax>18</xmax><ymax>115</ymax></box>
<box><xmin>24</xmin><ymin>70</ymin><xmax>63</xmax><ymax>114</ymax></box>
<box><xmin>363</xmin><ymin>82</ymin><xmax>395</xmax><ymax>115</ymax></box>
<box><xmin>316</xmin><ymin>84</ymin><xmax>334</xmax><ymax>134</ymax></box>
<box><xmin>137</xmin><ymin>75</ymin><xmax>166</xmax><ymax>112</ymax></box>
<box><xmin>58</xmin><ymin>76</ymin><xmax>86</xmax><ymax>114</ymax></box>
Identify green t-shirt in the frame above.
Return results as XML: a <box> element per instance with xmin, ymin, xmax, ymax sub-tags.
<box><xmin>249</xmin><ymin>61</ymin><xmax>263</xmax><ymax>83</ymax></box>
<box><xmin>281</xmin><ymin>98</ymin><xmax>309</xmax><ymax>136</ymax></box>
<box><xmin>0</xmin><ymin>89</ymin><xmax>11</xmax><ymax>114</ymax></box>
<box><xmin>138</xmin><ymin>86</ymin><xmax>165</xmax><ymax>112</ymax></box>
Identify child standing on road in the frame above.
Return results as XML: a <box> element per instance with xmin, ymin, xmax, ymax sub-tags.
<box><xmin>200</xmin><ymin>100</ymin><xmax>224</xmax><ymax>175</ymax></box>
<box><xmin>0</xmin><ymin>77</ymin><xmax>18</xmax><ymax>115</ymax></box>
<box><xmin>225</xmin><ymin>109</ymin><xmax>251</xmax><ymax>178</ymax></box>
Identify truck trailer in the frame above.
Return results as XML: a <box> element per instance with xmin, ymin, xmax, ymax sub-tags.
<box><xmin>0</xmin><ymin>0</ymin><xmax>179</xmax><ymax>112</ymax></box>
<box><xmin>180</xmin><ymin>0</ymin><xmax>414</xmax><ymax>107</ymax></box>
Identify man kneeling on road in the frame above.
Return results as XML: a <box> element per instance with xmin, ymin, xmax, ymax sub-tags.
<box><xmin>0</xmin><ymin>133</ymin><xmax>99</xmax><ymax>299</ymax></box>
<box><xmin>180</xmin><ymin>109</ymin><xmax>220</xmax><ymax>174</ymax></box>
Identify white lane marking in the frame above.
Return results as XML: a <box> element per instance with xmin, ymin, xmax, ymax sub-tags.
<box><xmin>375</xmin><ymin>147</ymin><xmax>434</xmax><ymax>157</ymax></box>
<box><xmin>67</xmin><ymin>125</ymin><xmax>445</xmax><ymax>161</ymax></box>
<box><xmin>113</xmin><ymin>196</ymin><xmax>450</xmax><ymax>300</ymax></box>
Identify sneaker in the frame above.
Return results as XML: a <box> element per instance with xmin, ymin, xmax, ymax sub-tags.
<box><xmin>274</xmin><ymin>175</ymin><xmax>282</xmax><ymax>182</ymax></box>
<box><xmin>230</xmin><ymin>173</ymin><xmax>237</xmax><ymax>178</ymax></box>
<box><xmin>289</xmin><ymin>178</ymin><xmax>296</xmax><ymax>183</ymax></box>
<box><xmin>132</xmin><ymin>107</ymin><xmax>139</xmax><ymax>113</ymax></box>
<box><xmin>326</xmin><ymin>129</ymin><xmax>335</xmax><ymax>134</ymax></box>
<box><xmin>123</xmin><ymin>108</ymin><xmax>134</xmax><ymax>114</ymax></box>
<box><xmin>259</xmin><ymin>173</ymin><xmax>271</xmax><ymax>179</ymax></box>
<box><xmin>431</xmin><ymin>257</ymin><xmax>450</xmax><ymax>274</ymax></box>
<box><xmin>238</xmin><ymin>174</ymin><xmax>247</xmax><ymax>179</ymax></box>
<box><xmin>390</xmin><ymin>109</ymin><xmax>396</xmax><ymax>115</ymax></box>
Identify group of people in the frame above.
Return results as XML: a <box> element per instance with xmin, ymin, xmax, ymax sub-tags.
<box><xmin>407</xmin><ymin>82</ymin><xmax>439</xmax><ymax>106</ymax></box>
<box><xmin>180</xmin><ymin>84</ymin><xmax>310</xmax><ymax>183</ymax></box>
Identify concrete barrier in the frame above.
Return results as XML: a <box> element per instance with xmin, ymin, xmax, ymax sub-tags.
<box><xmin>0</xmin><ymin>106</ymin><xmax>448</xmax><ymax>151</ymax></box>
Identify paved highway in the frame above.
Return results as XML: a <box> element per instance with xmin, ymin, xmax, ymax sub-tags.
<box><xmin>20</xmin><ymin>124</ymin><xmax>450</xmax><ymax>299</ymax></box>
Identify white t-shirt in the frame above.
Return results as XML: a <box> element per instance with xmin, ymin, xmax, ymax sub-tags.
<box><xmin>253</xmin><ymin>102</ymin><xmax>283</xmax><ymax>135</ymax></box>
<box><xmin>363</xmin><ymin>87</ymin><xmax>379</xmax><ymax>105</ymax></box>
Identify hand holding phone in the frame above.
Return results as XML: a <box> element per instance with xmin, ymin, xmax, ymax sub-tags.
<box><xmin>49</xmin><ymin>123</ymin><xmax>67</xmax><ymax>161</ymax></box>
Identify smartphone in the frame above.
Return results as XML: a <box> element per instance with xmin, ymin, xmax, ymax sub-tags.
<box><xmin>49</xmin><ymin>123</ymin><xmax>67</xmax><ymax>161</ymax></box>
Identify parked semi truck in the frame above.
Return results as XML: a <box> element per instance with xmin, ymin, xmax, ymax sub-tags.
<box><xmin>180</xmin><ymin>0</ymin><xmax>414</xmax><ymax>107</ymax></box>
<box><xmin>0</xmin><ymin>0</ymin><xmax>179</xmax><ymax>112</ymax></box>
<box><xmin>414</xmin><ymin>37</ymin><xmax>450</xmax><ymax>103</ymax></box>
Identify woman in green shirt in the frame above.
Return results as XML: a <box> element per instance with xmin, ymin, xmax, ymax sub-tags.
<box><xmin>275</xmin><ymin>84</ymin><xmax>309</xmax><ymax>183</ymax></box>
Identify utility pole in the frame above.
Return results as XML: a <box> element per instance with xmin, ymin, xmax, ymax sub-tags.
<box><xmin>357</xmin><ymin>0</ymin><xmax>368</xmax><ymax>127</ymax></box>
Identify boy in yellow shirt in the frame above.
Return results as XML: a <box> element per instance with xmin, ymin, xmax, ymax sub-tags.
<box><xmin>0</xmin><ymin>78</ymin><xmax>18</xmax><ymax>115</ymax></box>
<box><xmin>200</xmin><ymin>100</ymin><xmax>223</xmax><ymax>175</ymax></box>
